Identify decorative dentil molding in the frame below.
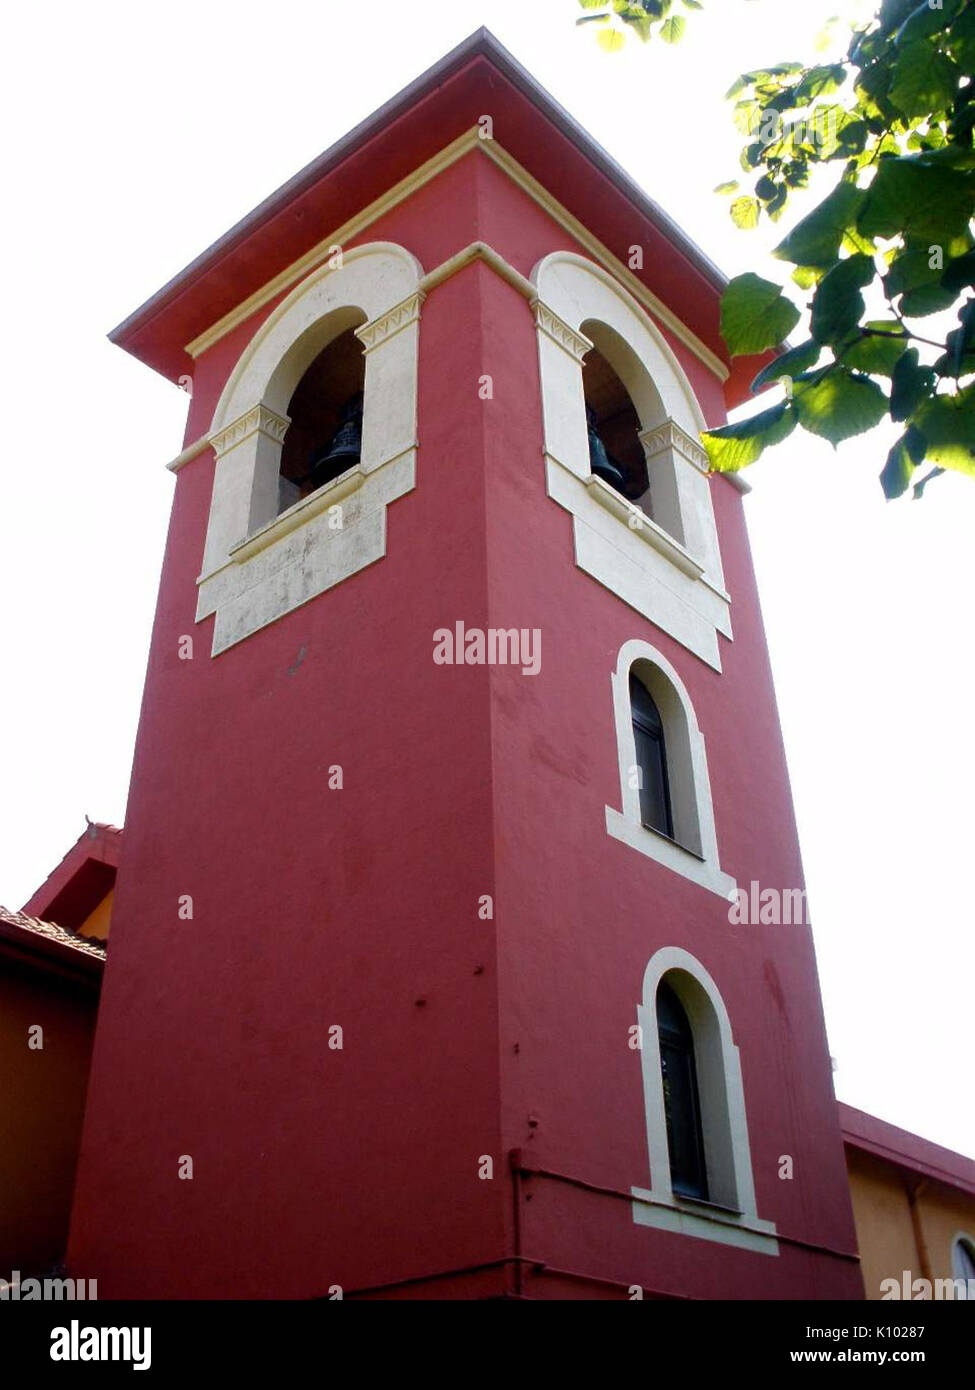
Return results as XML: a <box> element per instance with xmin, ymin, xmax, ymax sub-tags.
<box><xmin>355</xmin><ymin>291</ymin><xmax>426</xmax><ymax>354</ymax></box>
<box><xmin>209</xmin><ymin>404</ymin><xmax>291</xmax><ymax>459</ymax></box>
<box><xmin>532</xmin><ymin>299</ymin><xmax>593</xmax><ymax>363</ymax></box>
<box><xmin>166</xmin><ymin>244</ymin><xmax>751</xmax><ymax>494</ymax></box>
<box><xmin>640</xmin><ymin>419</ymin><xmax>709</xmax><ymax>474</ymax></box>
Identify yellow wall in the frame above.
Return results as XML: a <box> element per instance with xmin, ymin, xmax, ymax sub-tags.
<box><xmin>846</xmin><ymin>1147</ymin><xmax>975</xmax><ymax>1298</ymax></box>
<box><xmin>77</xmin><ymin>888</ymin><xmax>113</xmax><ymax>941</ymax></box>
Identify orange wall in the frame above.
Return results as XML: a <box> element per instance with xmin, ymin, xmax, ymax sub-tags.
<box><xmin>0</xmin><ymin>963</ymin><xmax>98</xmax><ymax>1276</ymax></box>
<box><xmin>846</xmin><ymin>1147</ymin><xmax>975</xmax><ymax>1298</ymax></box>
<box><xmin>77</xmin><ymin>889</ymin><xmax>113</xmax><ymax>942</ymax></box>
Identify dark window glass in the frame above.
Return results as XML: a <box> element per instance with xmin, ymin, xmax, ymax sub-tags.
<box><xmin>953</xmin><ymin>1239</ymin><xmax>975</xmax><ymax>1283</ymax></box>
<box><xmin>657</xmin><ymin>981</ymin><xmax>708</xmax><ymax>1201</ymax></box>
<box><xmin>630</xmin><ymin>674</ymin><xmax>673</xmax><ymax>838</ymax></box>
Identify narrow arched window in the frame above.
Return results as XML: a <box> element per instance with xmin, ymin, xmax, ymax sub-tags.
<box><xmin>953</xmin><ymin>1236</ymin><xmax>975</xmax><ymax>1284</ymax></box>
<box><xmin>630</xmin><ymin>672</ymin><xmax>673</xmax><ymax>838</ymax></box>
<box><xmin>656</xmin><ymin>980</ymin><xmax>708</xmax><ymax>1202</ymax></box>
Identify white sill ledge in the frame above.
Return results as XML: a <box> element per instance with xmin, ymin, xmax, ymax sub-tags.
<box><xmin>631</xmin><ymin>1186</ymin><xmax>779</xmax><ymax>1256</ymax></box>
<box><xmin>583</xmin><ymin>475</ymin><xmax>705</xmax><ymax>580</ymax></box>
<box><xmin>606</xmin><ymin>808</ymin><xmax>736</xmax><ymax>900</ymax></box>
<box><xmin>672</xmin><ymin>1193</ymin><xmax>744</xmax><ymax>1217</ymax></box>
<box><xmin>603</xmin><ymin>811</ymin><xmax>734</xmax><ymax>895</ymax></box>
<box><xmin>638</xmin><ymin>822</ymin><xmax>705</xmax><ymax>863</ymax></box>
<box><xmin>228</xmin><ymin>466</ymin><xmax>365</xmax><ymax>566</ymax></box>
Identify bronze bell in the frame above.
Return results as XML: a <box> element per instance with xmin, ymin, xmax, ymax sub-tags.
<box><xmin>307</xmin><ymin>391</ymin><xmax>364</xmax><ymax>490</ymax></box>
<box><xmin>586</xmin><ymin>404</ymin><xmax>627</xmax><ymax>494</ymax></box>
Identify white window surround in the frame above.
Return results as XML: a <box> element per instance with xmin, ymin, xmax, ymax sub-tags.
<box><xmin>607</xmin><ymin>638</ymin><xmax>736</xmax><ymax>899</ymax></box>
<box><xmin>632</xmin><ymin>946</ymin><xmax>778</xmax><ymax>1256</ymax></box>
<box><xmin>531</xmin><ymin>250</ymin><xmax>731</xmax><ymax>673</ymax></box>
<box><xmin>196</xmin><ymin>242</ymin><xmax>424</xmax><ymax>655</ymax></box>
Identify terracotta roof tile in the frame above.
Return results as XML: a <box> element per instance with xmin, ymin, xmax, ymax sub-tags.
<box><xmin>0</xmin><ymin>906</ymin><xmax>107</xmax><ymax>962</ymax></box>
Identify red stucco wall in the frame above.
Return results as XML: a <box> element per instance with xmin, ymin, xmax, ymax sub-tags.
<box><xmin>67</xmin><ymin>149</ymin><xmax>860</xmax><ymax>1299</ymax></box>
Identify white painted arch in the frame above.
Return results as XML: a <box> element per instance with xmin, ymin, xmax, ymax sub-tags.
<box><xmin>632</xmin><ymin>945</ymin><xmax>778</xmax><ymax>1255</ymax></box>
<box><xmin>605</xmin><ymin>637</ymin><xmax>735</xmax><ymax>899</ymax></box>
<box><xmin>211</xmin><ymin>241</ymin><xmax>424</xmax><ymax>432</ymax></box>
<box><xmin>197</xmin><ymin>242</ymin><xmax>425</xmax><ymax>654</ymax></box>
<box><xmin>532</xmin><ymin>249</ymin><xmax>707</xmax><ymax>439</ymax></box>
<box><xmin>530</xmin><ymin>251</ymin><xmax>729</xmax><ymax>668</ymax></box>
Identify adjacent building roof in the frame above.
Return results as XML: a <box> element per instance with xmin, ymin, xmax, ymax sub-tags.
<box><xmin>839</xmin><ymin>1102</ymin><xmax>975</xmax><ymax>1199</ymax></box>
<box><xmin>0</xmin><ymin>820</ymin><xmax>117</xmax><ymax>981</ymax></box>
<box><xmin>0</xmin><ymin>905</ymin><xmax>105</xmax><ymax>976</ymax></box>
<box><xmin>21</xmin><ymin>821</ymin><xmax>121</xmax><ymax>930</ymax></box>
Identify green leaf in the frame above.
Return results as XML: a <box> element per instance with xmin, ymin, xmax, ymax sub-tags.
<box><xmin>621</xmin><ymin>12</ymin><xmax>653</xmax><ymax>39</ymax></box>
<box><xmin>942</xmin><ymin>250</ymin><xmax>975</xmax><ymax>293</ymax></box>
<box><xmin>810</xmin><ymin>253</ymin><xmax>876</xmax><ymax>345</ymax></box>
<box><xmin>889</xmin><ymin>40</ymin><xmax>959</xmax><ymax>119</ymax></box>
<box><xmin>885</xmin><ymin>243</ymin><xmax>943</xmax><ymax>296</ymax></box>
<box><xmin>792</xmin><ymin>264</ymin><xmax>824</xmax><ymax>290</ymax></box>
<box><xmin>880</xmin><ymin>434</ymin><xmax>918</xmax><ymax>498</ymax></box>
<box><xmin>774</xmin><ymin>180</ymin><xmax>865</xmax><ymax>269</ymax></box>
<box><xmin>714</xmin><ymin>181</ymin><xmax>740</xmax><ymax>195</ymax></box>
<box><xmin>912</xmin><ymin>143</ymin><xmax>975</xmax><ymax>171</ymax></box>
<box><xmin>793</xmin><ymin>368</ymin><xmax>889</xmax><ymax>445</ymax></box>
<box><xmin>885</xmin><ymin>236</ymin><xmax>973</xmax><ymax>314</ymax></box>
<box><xmin>830</xmin><ymin>117</ymin><xmax>869</xmax><ymax>159</ymax></box>
<box><xmin>948</xmin><ymin>7</ymin><xmax>975</xmax><ymax>69</ymax></box>
<box><xmin>857</xmin><ymin>157</ymin><xmax>975</xmax><ymax>244</ymax></box>
<box><xmin>901</xmin><ymin>283</ymin><xmax>958</xmax><ymax>317</ymax></box>
<box><xmin>597</xmin><ymin>27</ymin><xmax>626</xmax><ymax>51</ymax></box>
<box><xmin>890</xmin><ymin>347</ymin><xmax>937</xmax><ymax>420</ymax></box>
<box><xmin>935</xmin><ymin>300</ymin><xmax>975</xmax><ymax>378</ymax></box>
<box><xmin>726</xmin><ymin>63</ymin><xmax>803</xmax><ymax>101</ymax></box>
<box><xmin>913</xmin><ymin>465</ymin><xmax>945</xmax><ymax>499</ymax></box>
<box><xmin>843</xmin><ymin>322</ymin><xmax>910</xmax><ymax>375</ymax></box>
<box><xmin>751</xmin><ymin>339</ymin><xmax>822</xmax><ymax>392</ymax></box>
<box><xmin>895</xmin><ymin>0</ymin><xmax>964</xmax><ymax>45</ymax></box>
<box><xmin>701</xmin><ymin>401</ymin><xmax>799</xmax><ymax>472</ymax></box>
<box><xmin>660</xmin><ymin>15</ymin><xmax>685</xmax><ymax>43</ymax></box>
<box><xmin>793</xmin><ymin>64</ymin><xmax>847</xmax><ymax>103</ymax></box>
<box><xmin>912</xmin><ymin>388</ymin><xmax>975</xmax><ymax>474</ymax></box>
<box><xmin>731</xmin><ymin>195</ymin><xmax>761</xmax><ymax>229</ymax></box>
<box><xmin>720</xmin><ymin>273</ymin><xmax>801</xmax><ymax>356</ymax></box>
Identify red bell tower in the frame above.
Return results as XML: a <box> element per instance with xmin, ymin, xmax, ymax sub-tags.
<box><xmin>67</xmin><ymin>31</ymin><xmax>862</xmax><ymax>1300</ymax></box>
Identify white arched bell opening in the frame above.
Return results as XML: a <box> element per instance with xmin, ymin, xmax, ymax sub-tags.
<box><xmin>197</xmin><ymin>242</ymin><xmax>424</xmax><ymax>655</ymax></box>
<box><xmin>530</xmin><ymin>251</ymin><xmax>731</xmax><ymax>671</ymax></box>
<box><xmin>632</xmin><ymin>945</ymin><xmax>778</xmax><ymax>1256</ymax></box>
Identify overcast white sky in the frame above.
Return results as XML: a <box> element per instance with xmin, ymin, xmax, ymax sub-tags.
<box><xmin>1</xmin><ymin>0</ymin><xmax>971</xmax><ymax>1157</ymax></box>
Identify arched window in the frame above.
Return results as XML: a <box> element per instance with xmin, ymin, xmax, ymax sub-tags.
<box><xmin>656</xmin><ymin>979</ymin><xmax>707</xmax><ymax>1201</ymax></box>
<box><xmin>630</xmin><ymin>672</ymin><xmax>672</xmax><ymax>838</ymax></box>
<box><xmin>631</xmin><ymin>947</ymin><xmax>778</xmax><ymax>1255</ymax></box>
<box><xmin>953</xmin><ymin>1235</ymin><xmax>975</xmax><ymax>1284</ymax></box>
<box><xmin>276</xmin><ymin>324</ymin><xmax>366</xmax><ymax>515</ymax></box>
<box><xmin>607</xmin><ymin>640</ymin><xmax>735</xmax><ymax>899</ymax></box>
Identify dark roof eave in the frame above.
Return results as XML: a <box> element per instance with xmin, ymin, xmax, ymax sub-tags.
<box><xmin>0</xmin><ymin>920</ymin><xmax>104</xmax><ymax>982</ymax></box>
